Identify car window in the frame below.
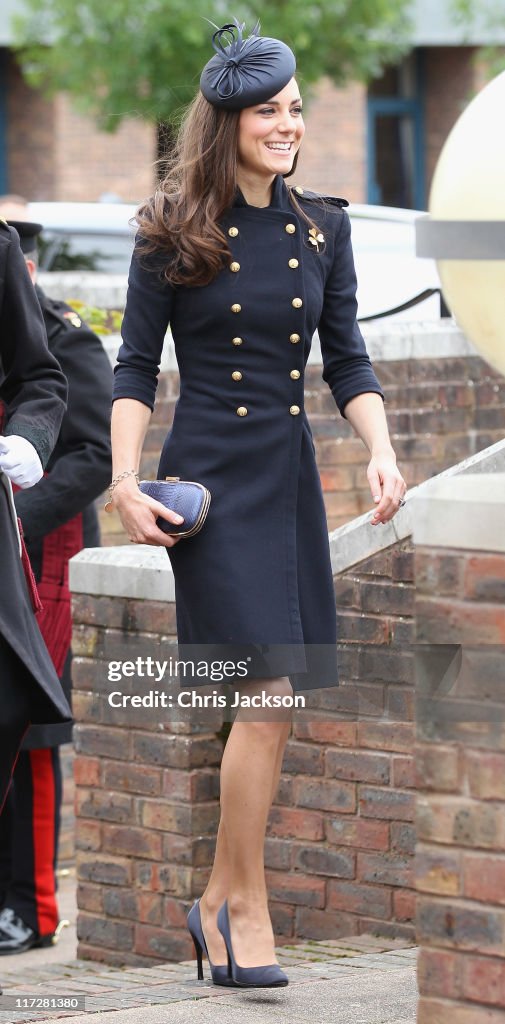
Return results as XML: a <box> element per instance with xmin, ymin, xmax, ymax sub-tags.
<box><xmin>38</xmin><ymin>231</ymin><xmax>135</xmax><ymax>273</ymax></box>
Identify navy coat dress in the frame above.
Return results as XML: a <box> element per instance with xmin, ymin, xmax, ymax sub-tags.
<box><xmin>113</xmin><ymin>175</ymin><xmax>385</xmax><ymax>691</ymax></box>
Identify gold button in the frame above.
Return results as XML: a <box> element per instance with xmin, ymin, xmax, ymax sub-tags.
<box><xmin>231</xmin><ymin>303</ymin><xmax>242</xmax><ymax>314</ymax></box>
<box><xmin>290</xmin><ymin>405</ymin><xmax>300</xmax><ymax>416</ymax></box>
<box><xmin>290</xmin><ymin>370</ymin><xmax>301</xmax><ymax>380</ymax></box>
<box><xmin>230</xmin><ymin>261</ymin><xmax>240</xmax><ymax>273</ymax></box>
<box><xmin>292</xmin><ymin>297</ymin><xmax>303</xmax><ymax>309</ymax></box>
<box><xmin>228</xmin><ymin>227</ymin><xmax>239</xmax><ymax>237</ymax></box>
<box><xmin>290</xmin><ymin>333</ymin><xmax>301</xmax><ymax>344</ymax></box>
<box><xmin>232</xmin><ymin>336</ymin><xmax>243</xmax><ymax>346</ymax></box>
<box><xmin>285</xmin><ymin>223</ymin><xmax>296</xmax><ymax>234</ymax></box>
<box><xmin>232</xmin><ymin>371</ymin><xmax>242</xmax><ymax>381</ymax></box>
<box><xmin>294</xmin><ymin>185</ymin><xmax>304</xmax><ymax>195</ymax></box>
<box><xmin>236</xmin><ymin>406</ymin><xmax>248</xmax><ymax>417</ymax></box>
<box><xmin>288</xmin><ymin>258</ymin><xmax>299</xmax><ymax>269</ymax></box>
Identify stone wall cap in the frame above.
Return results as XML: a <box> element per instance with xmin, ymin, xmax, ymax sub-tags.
<box><xmin>411</xmin><ymin>472</ymin><xmax>505</xmax><ymax>552</ymax></box>
<box><xmin>69</xmin><ymin>544</ymin><xmax>175</xmax><ymax>600</ymax></box>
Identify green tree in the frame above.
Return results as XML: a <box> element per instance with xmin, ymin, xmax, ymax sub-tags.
<box><xmin>13</xmin><ymin>0</ymin><xmax>413</xmax><ymax>133</ymax></box>
<box><xmin>452</xmin><ymin>0</ymin><xmax>505</xmax><ymax>76</ymax></box>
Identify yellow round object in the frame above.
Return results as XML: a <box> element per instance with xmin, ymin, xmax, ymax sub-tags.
<box><xmin>290</xmin><ymin>405</ymin><xmax>300</xmax><ymax>416</ymax></box>
<box><xmin>429</xmin><ymin>70</ymin><xmax>505</xmax><ymax>374</ymax></box>
<box><xmin>294</xmin><ymin>186</ymin><xmax>304</xmax><ymax>195</ymax></box>
<box><xmin>230</xmin><ymin>262</ymin><xmax>240</xmax><ymax>273</ymax></box>
<box><xmin>290</xmin><ymin>370</ymin><xmax>301</xmax><ymax>380</ymax></box>
<box><xmin>232</xmin><ymin>371</ymin><xmax>242</xmax><ymax>381</ymax></box>
<box><xmin>285</xmin><ymin>223</ymin><xmax>296</xmax><ymax>234</ymax></box>
<box><xmin>231</xmin><ymin>303</ymin><xmax>242</xmax><ymax>314</ymax></box>
<box><xmin>228</xmin><ymin>227</ymin><xmax>239</xmax><ymax>237</ymax></box>
<box><xmin>288</xmin><ymin>259</ymin><xmax>299</xmax><ymax>269</ymax></box>
<box><xmin>232</xmin><ymin>337</ymin><xmax>243</xmax><ymax>346</ymax></box>
<box><xmin>290</xmin><ymin>333</ymin><xmax>301</xmax><ymax>344</ymax></box>
<box><xmin>236</xmin><ymin>406</ymin><xmax>248</xmax><ymax>417</ymax></box>
<box><xmin>292</xmin><ymin>298</ymin><xmax>303</xmax><ymax>309</ymax></box>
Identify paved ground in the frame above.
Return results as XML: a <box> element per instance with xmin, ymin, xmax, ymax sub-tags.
<box><xmin>0</xmin><ymin>871</ymin><xmax>418</xmax><ymax>1024</ymax></box>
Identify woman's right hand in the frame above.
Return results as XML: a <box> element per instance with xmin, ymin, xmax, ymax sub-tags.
<box><xmin>112</xmin><ymin>479</ymin><xmax>184</xmax><ymax>547</ymax></box>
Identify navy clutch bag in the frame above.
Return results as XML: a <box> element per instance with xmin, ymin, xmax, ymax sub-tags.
<box><xmin>139</xmin><ymin>477</ymin><xmax>211</xmax><ymax>538</ymax></box>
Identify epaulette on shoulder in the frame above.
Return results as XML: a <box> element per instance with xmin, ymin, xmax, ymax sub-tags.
<box><xmin>291</xmin><ymin>185</ymin><xmax>349</xmax><ymax>209</ymax></box>
<box><xmin>0</xmin><ymin>217</ymin><xmax>10</xmax><ymax>232</ymax></box>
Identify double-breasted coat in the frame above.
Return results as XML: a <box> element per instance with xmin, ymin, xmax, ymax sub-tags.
<box><xmin>0</xmin><ymin>223</ymin><xmax>71</xmax><ymax>724</ymax></box>
<box><xmin>14</xmin><ymin>288</ymin><xmax>113</xmax><ymax>747</ymax></box>
<box><xmin>113</xmin><ymin>175</ymin><xmax>385</xmax><ymax>690</ymax></box>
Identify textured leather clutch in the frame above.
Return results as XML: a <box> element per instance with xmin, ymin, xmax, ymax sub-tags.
<box><xmin>139</xmin><ymin>477</ymin><xmax>211</xmax><ymax>538</ymax></box>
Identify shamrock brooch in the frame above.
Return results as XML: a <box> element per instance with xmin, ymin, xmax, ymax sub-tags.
<box><xmin>308</xmin><ymin>227</ymin><xmax>325</xmax><ymax>252</ymax></box>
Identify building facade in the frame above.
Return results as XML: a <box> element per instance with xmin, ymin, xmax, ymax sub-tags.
<box><xmin>0</xmin><ymin>0</ymin><xmax>503</xmax><ymax>206</ymax></box>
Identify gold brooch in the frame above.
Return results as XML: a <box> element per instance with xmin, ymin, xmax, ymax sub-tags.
<box><xmin>308</xmin><ymin>227</ymin><xmax>325</xmax><ymax>251</ymax></box>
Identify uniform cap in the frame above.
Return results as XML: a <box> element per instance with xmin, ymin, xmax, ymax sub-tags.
<box><xmin>200</xmin><ymin>18</ymin><xmax>296</xmax><ymax>111</ymax></box>
<box><xmin>6</xmin><ymin>219</ymin><xmax>43</xmax><ymax>254</ymax></box>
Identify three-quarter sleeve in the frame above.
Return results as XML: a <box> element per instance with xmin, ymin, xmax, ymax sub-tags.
<box><xmin>318</xmin><ymin>210</ymin><xmax>385</xmax><ymax>419</ymax></box>
<box><xmin>113</xmin><ymin>240</ymin><xmax>175</xmax><ymax>411</ymax></box>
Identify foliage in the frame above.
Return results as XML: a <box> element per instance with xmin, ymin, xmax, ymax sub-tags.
<box><xmin>65</xmin><ymin>300</ymin><xmax>123</xmax><ymax>335</ymax></box>
<box><xmin>451</xmin><ymin>0</ymin><xmax>505</xmax><ymax>77</ymax></box>
<box><xmin>13</xmin><ymin>0</ymin><xmax>413</xmax><ymax>129</ymax></box>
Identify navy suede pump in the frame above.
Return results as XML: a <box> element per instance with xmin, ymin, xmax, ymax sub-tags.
<box><xmin>216</xmin><ymin>900</ymin><xmax>289</xmax><ymax>988</ymax></box>
<box><xmin>187</xmin><ymin>899</ymin><xmax>236</xmax><ymax>986</ymax></box>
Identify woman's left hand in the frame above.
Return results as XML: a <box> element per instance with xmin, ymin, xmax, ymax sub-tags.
<box><xmin>366</xmin><ymin>449</ymin><xmax>407</xmax><ymax>525</ymax></box>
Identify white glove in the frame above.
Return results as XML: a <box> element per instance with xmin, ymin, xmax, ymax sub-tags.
<box><xmin>0</xmin><ymin>434</ymin><xmax>44</xmax><ymax>488</ymax></box>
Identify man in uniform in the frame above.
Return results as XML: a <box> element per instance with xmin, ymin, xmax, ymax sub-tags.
<box><xmin>0</xmin><ymin>220</ymin><xmax>69</xmax><ymax>809</ymax></box>
<box><xmin>0</xmin><ymin>201</ymin><xmax>113</xmax><ymax>954</ymax></box>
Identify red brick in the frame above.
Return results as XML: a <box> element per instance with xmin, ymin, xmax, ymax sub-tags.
<box><xmin>293</xmin><ymin>843</ymin><xmax>355</xmax><ymax>879</ymax></box>
<box><xmin>132</xmin><ymin>732</ymin><xmax>222</xmax><ymax>769</ymax></box>
<box><xmin>295</xmin><ymin>906</ymin><xmax>358</xmax><ymax>940</ymax></box>
<box><xmin>417</xmin><ymin>896</ymin><xmax>505</xmax><ymax>954</ymax></box>
<box><xmin>265</xmin><ymin>871</ymin><xmax>326</xmax><ymax>907</ymax></box>
<box><xmin>416</xmin><ymin>598</ymin><xmax>505</xmax><ymax>644</ymax></box>
<box><xmin>77</xmin><ymin>913</ymin><xmax>134</xmax><ymax>951</ymax></box>
<box><xmin>163</xmin><ymin>897</ymin><xmax>191</xmax><ymax>928</ymax></box>
<box><xmin>77</xmin><ymin>852</ymin><xmax>132</xmax><ymax>886</ymax></box>
<box><xmin>417</xmin><ymin>947</ymin><xmax>461</xmax><ymax>999</ymax></box>
<box><xmin>461</xmin><ymin>954</ymin><xmax>505</xmax><ymax>1008</ymax></box>
<box><xmin>293</xmin><ymin>719</ymin><xmax>358</xmax><ymax>746</ymax></box>
<box><xmin>294</xmin><ymin>777</ymin><xmax>356</xmax><ymax>813</ymax></box>
<box><xmin>74</xmin><ymin>725</ymin><xmax>131</xmax><ymax>761</ymax></box>
<box><xmin>134</xmin><ymin>924</ymin><xmax>192</xmax><ymax>961</ymax></box>
<box><xmin>102</xmin><ymin>824</ymin><xmax>163</xmax><ymax>861</ymax></box>
<box><xmin>75</xmin><ymin>820</ymin><xmax>102</xmax><ymax>853</ymax></box>
<box><xmin>74</xmin><ymin>756</ymin><xmax>101</xmax><ymax>787</ymax></box>
<box><xmin>135</xmin><ymin>862</ymin><xmax>192</xmax><ymax>897</ymax></box>
<box><xmin>359</xmin><ymin>786</ymin><xmax>415</xmax><ymax>821</ymax></box>
<box><xmin>418</xmin><ymin>997</ymin><xmax>505</xmax><ymax>1024</ymax></box>
<box><xmin>416</xmin><ymin>844</ymin><xmax>461</xmax><ymax>896</ymax></box>
<box><xmin>466</xmin><ymin>751</ymin><xmax>505</xmax><ymax>801</ymax></box>
<box><xmin>417</xmin><ymin>796</ymin><xmax>505</xmax><ymax>849</ymax></box>
<box><xmin>358</xmin><ymin>722</ymin><xmax>414</xmax><ymax>754</ymax></box>
<box><xmin>392</xmin><ymin>756</ymin><xmax>415</xmax><ymax>788</ymax></box>
<box><xmin>327</xmin><ymin>879</ymin><xmax>392</xmax><ymax>919</ymax></box>
<box><xmin>162</xmin><ymin>768</ymin><xmax>220</xmax><ymax>802</ymax></box>
<box><xmin>77</xmin><ymin>883</ymin><xmax>104</xmax><ymax>914</ymax></box>
<box><xmin>325</xmin><ymin>815</ymin><xmax>389</xmax><ymax>851</ymax></box>
<box><xmin>325</xmin><ymin>749</ymin><xmax>390</xmax><ymax>784</ymax></box>
<box><xmin>283</xmin><ymin>741</ymin><xmax>324</xmax><ymax>775</ymax></box>
<box><xmin>416</xmin><ymin>744</ymin><xmax>461</xmax><ymax>792</ymax></box>
<box><xmin>358</xmin><ymin>852</ymin><xmax>413</xmax><ymax>888</ymax></box>
<box><xmin>103</xmin><ymin>761</ymin><xmax>162</xmax><ymax>796</ymax></box>
<box><xmin>393</xmin><ymin>888</ymin><xmax>416</xmax><ymax>922</ymax></box>
<box><xmin>268</xmin><ymin>806</ymin><xmax>324</xmax><ymax>841</ymax></box>
<box><xmin>463</xmin><ymin>853</ymin><xmax>505</xmax><ymax>905</ymax></box>
<box><xmin>264</xmin><ymin>837</ymin><xmax>293</xmax><ymax>871</ymax></box>
<box><xmin>464</xmin><ymin>555</ymin><xmax>505</xmax><ymax>604</ymax></box>
<box><xmin>336</xmin><ymin>612</ymin><xmax>390</xmax><ymax>644</ymax></box>
<box><xmin>76</xmin><ymin>787</ymin><xmax>133</xmax><ymax>824</ymax></box>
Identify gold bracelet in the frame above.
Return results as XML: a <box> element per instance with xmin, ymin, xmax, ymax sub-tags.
<box><xmin>104</xmin><ymin>469</ymin><xmax>139</xmax><ymax>513</ymax></box>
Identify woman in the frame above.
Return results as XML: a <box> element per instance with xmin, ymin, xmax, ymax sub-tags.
<box><xmin>110</xmin><ymin>20</ymin><xmax>406</xmax><ymax>989</ymax></box>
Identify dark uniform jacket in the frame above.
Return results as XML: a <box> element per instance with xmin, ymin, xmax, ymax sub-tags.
<box><xmin>14</xmin><ymin>289</ymin><xmax>113</xmax><ymax>747</ymax></box>
<box><xmin>113</xmin><ymin>177</ymin><xmax>386</xmax><ymax>690</ymax></box>
<box><xmin>0</xmin><ymin>222</ymin><xmax>70</xmax><ymax>724</ymax></box>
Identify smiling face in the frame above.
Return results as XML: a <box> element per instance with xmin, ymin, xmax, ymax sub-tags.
<box><xmin>237</xmin><ymin>78</ymin><xmax>305</xmax><ymax>182</ymax></box>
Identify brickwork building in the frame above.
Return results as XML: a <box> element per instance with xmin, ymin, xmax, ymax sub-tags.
<box><xmin>1</xmin><ymin>2</ymin><xmax>504</xmax><ymax>206</ymax></box>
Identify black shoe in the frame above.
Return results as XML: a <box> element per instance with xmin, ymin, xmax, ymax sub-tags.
<box><xmin>0</xmin><ymin>907</ymin><xmax>55</xmax><ymax>955</ymax></box>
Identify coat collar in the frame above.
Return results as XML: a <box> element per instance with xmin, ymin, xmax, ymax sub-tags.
<box><xmin>233</xmin><ymin>174</ymin><xmax>292</xmax><ymax>212</ymax></box>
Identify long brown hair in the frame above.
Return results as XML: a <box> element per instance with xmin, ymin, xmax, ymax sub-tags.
<box><xmin>136</xmin><ymin>91</ymin><xmax>317</xmax><ymax>287</ymax></box>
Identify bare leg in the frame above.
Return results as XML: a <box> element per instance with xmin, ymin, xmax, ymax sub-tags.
<box><xmin>200</xmin><ymin>676</ymin><xmax>293</xmax><ymax>968</ymax></box>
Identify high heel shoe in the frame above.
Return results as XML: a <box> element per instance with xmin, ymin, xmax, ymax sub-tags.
<box><xmin>217</xmin><ymin>900</ymin><xmax>289</xmax><ymax>988</ymax></box>
<box><xmin>186</xmin><ymin>899</ymin><xmax>236</xmax><ymax>987</ymax></box>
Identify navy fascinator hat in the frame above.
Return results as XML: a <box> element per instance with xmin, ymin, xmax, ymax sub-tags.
<box><xmin>200</xmin><ymin>18</ymin><xmax>296</xmax><ymax>111</ymax></box>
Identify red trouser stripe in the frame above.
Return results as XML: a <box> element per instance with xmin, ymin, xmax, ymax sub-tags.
<box><xmin>30</xmin><ymin>749</ymin><xmax>58</xmax><ymax>936</ymax></box>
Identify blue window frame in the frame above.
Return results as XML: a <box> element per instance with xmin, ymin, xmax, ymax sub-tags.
<box><xmin>367</xmin><ymin>50</ymin><xmax>426</xmax><ymax>210</ymax></box>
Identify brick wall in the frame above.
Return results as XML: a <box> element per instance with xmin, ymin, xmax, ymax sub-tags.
<box><xmin>424</xmin><ymin>47</ymin><xmax>478</xmax><ymax>202</ymax></box>
<box><xmin>70</xmin><ymin>532</ymin><xmax>416</xmax><ymax>965</ymax></box>
<box><xmin>415</xmin><ymin>533</ymin><xmax>505</xmax><ymax>1020</ymax></box>
<box><xmin>295</xmin><ymin>77</ymin><xmax>367</xmax><ymax>201</ymax></box>
<box><xmin>98</xmin><ymin>352</ymin><xmax>505</xmax><ymax>547</ymax></box>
